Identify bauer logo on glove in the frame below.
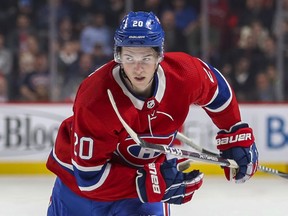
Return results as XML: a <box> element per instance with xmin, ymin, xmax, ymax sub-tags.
<box><xmin>216</xmin><ymin>132</ymin><xmax>253</xmax><ymax>145</ymax></box>
<box><xmin>147</xmin><ymin>163</ymin><xmax>161</xmax><ymax>194</ymax></box>
<box><xmin>136</xmin><ymin>158</ymin><xmax>204</xmax><ymax>204</ymax></box>
<box><xmin>216</xmin><ymin>123</ymin><xmax>259</xmax><ymax>183</ymax></box>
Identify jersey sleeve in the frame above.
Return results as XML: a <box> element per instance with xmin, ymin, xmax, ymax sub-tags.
<box><xmin>191</xmin><ymin>58</ymin><xmax>241</xmax><ymax>130</ymax></box>
<box><xmin>47</xmin><ymin>73</ymin><xmax>139</xmax><ymax>201</ymax></box>
<box><xmin>72</xmin><ymin>104</ymin><xmax>138</xmax><ymax>200</ymax></box>
<box><xmin>69</xmin><ymin>83</ymin><xmax>139</xmax><ymax>201</ymax></box>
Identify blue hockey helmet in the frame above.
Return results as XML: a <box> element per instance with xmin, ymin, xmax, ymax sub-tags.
<box><xmin>114</xmin><ymin>11</ymin><xmax>165</xmax><ymax>62</ymax></box>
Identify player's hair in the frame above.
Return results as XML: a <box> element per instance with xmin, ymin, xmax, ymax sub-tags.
<box><xmin>114</xmin><ymin>11</ymin><xmax>165</xmax><ymax>63</ymax></box>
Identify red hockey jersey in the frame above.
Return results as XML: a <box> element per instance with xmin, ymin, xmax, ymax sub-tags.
<box><xmin>46</xmin><ymin>52</ymin><xmax>241</xmax><ymax>201</ymax></box>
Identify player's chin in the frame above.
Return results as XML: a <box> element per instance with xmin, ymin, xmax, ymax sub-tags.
<box><xmin>132</xmin><ymin>80</ymin><xmax>149</xmax><ymax>88</ymax></box>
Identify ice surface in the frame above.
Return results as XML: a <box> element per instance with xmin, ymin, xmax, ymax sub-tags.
<box><xmin>0</xmin><ymin>175</ymin><xmax>286</xmax><ymax>216</ymax></box>
<box><xmin>171</xmin><ymin>177</ymin><xmax>287</xmax><ymax>216</ymax></box>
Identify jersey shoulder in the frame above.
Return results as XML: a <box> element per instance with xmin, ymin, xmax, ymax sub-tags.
<box><xmin>163</xmin><ymin>52</ymin><xmax>198</xmax><ymax>64</ymax></box>
<box><xmin>161</xmin><ymin>52</ymin><xmax>219</xmax><ymax>104</ymax></box>
<box><xmin>75</xmin><ymin>60</ymin><xmax>117</xmax><ymax>105</ymax></box>
<box><xmin>161</xmin><ymin>52</ymin><xmax>208</xmax><ymax>87</ymax></box>
<box><xmin>161</xmin><ymin>52</ymin><xmax>206</xmax><ymax>77</ymax></box>
<box><xmin>72</xmin><ymin>61</ymin><xmax>129</xmax><ymax>134</ymax></box>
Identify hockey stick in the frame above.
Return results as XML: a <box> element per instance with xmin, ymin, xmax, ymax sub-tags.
<box><xmin>107</xmin><ymin>89</ymin><xmax>238</xmax><ymax>171</ymax></box>
<box><xmin>107</xmin><ymin>89</ymin><xmax>288</xmax><ymax>179</ymax></box>
<box><xmin>176</xmin><ymin>133</ymin><xmax>288</xmax><ymax>180</ymax></box>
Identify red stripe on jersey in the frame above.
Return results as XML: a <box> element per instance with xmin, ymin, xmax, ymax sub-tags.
<box><xmin>163</xmin><ymin>203</ymin><xmax>170</xmax><ymax>216</ymax></box>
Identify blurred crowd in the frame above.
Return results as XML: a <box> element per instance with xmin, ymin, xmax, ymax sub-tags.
<box><xmin>0</xmin><ymin>0</ymin><xmax>287</xmax><ymax>103</ymax></box>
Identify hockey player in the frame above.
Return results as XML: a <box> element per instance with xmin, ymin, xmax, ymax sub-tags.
<box><xmin>46</xmin><ymin>11</ymin><xmax>258</xmax><ymax>216</ymax></box>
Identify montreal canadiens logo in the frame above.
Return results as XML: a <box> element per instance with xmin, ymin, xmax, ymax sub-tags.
<box><xmin>127</xmin><ymin>144</ymin><xmax>160</xmax><ymax>159</ymax></box>
<box><xmin>116</xmin><ymin>134</ymin><xmax>175</xmax><ymax>166</ymax></box>
<box><xmin>116</xmin><ymin>143</ymin><xmax>161</xmax><ymax>167</ymax></box>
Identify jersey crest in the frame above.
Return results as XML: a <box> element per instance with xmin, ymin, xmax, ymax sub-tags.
<box><xmin>115</xmin><ymin>133</ymin><xmax>176</xmax><ymax>167</ymax></box>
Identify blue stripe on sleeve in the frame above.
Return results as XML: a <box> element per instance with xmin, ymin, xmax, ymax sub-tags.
<box><xmin>73</xmin><ymin>162</ymin><xmax>109</xmax><ymax>190</ymax></box>
<box><xmin>205</xmin><ymin>64</ymin><xmax>232</xmax><ymax>111</ymax></box>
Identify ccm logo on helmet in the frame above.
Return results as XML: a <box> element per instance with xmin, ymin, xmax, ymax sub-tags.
<box><xmin>129</xmin><ymin>36</ymin><xmax>145</xmax><ymax>39</ymax></box>
<box><xmin>217</xmin><ymin>133</ymin><xmax>252</xmax><ymax>145</ymax></box>
<box><xmin>148</xmin><ymin>163</ymin><xmax>161</xmax><ymax>194</ymax></box>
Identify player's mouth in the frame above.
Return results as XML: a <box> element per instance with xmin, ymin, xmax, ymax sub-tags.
<box><xmin>134</xmin><ymin>77</ymin><xmax>145</xmax><ymax>82</ymax></box>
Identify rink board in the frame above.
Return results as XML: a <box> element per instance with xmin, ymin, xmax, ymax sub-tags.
<box><xmin>0</xmin><ymin>103</ymin><xmax>288</xmax><ymax>174</ymax></box>
<box><xmin>0</xmin><ymin>162</ymin><xmax>287</xmax><ymax>177</ymax></box>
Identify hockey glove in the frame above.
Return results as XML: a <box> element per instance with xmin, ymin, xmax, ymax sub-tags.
<box><xmin>216</xmin><ymin>123</ymin><xmax>258</xmax><ymax>183</ymax></box>
<box><xmin>136</xmin><ymin>158</ymin><xmax>203</xmax><ymax>205</ymax></box>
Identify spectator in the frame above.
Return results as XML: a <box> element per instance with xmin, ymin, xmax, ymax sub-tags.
<box><xmin>17</xmin><ymin>51</ymin><xmax>35</xmax><ymax>78</ymax></box>
<box><xmin>57</xmin><ymin>16</ymin><xmax>78</xmax><ymax>47</ymax></box>
<box><xmin>238</xmin><ymin>0</ymin><xmax>263</xmax><ymax>27</ymax></box>
<box><xmin>249</xmin><ymin>19</ymin><xmax>269</xmax><ymax>50</ymax></box>
<box><xmin>92</xmin><ymin>44</ymin><xmax>111</xmax><ymax>69</ymax></box>
<box><xmin>18</xmin><ymin>53</ymin><xmax>50</xmax><ymax>101</ymax></box>
<box><xmin>234</xmin><ymin>21</ymin><xmax>266</xmax><ymax>74</ymax></box>
<box><xmin>70</xmin><ymin>0</ymin><xmax>101</xmax><ymax>34</ymax></box>
<box><xmin>160</xmin><ymin>10</ymin><xmax>188</xmax><ymax>52</ymax></box>
<box><xmin>35</xmin><ymin>0</ymin><xmax>71</xmax><ymax>32</ymax></box>
<box><xmin>0</xmin><ymin>0</ymin><xmax>286</xmax><ymax>101</ymax></box>
<box><xmin>207</xmin><ymin>0</ymin><xmax>231</xmax><ymax>66</ymax></box>
<box><xmin>61</xmin><ymin>53</ymin><xmax>95</xmax><ymax>101</ymax></box>
<box><xmin>264</xmin><ymin>64</ymin><xmax>281</xmax><ymax>100</ymax></box>
<box><xmin>238</xmin><ymin>0</ymin><xmax>275</xmax><ymax>30</ymax></box>
<box><xmin>260</xmin><ymin>35</ymin><xmax>277</xmax><ymax>67</ymax></box>
<box><xmin>0</xmin><ymin>33</ymin><xmax>13</xmax><ymax>77</ymax></box>
<box><xmin>171</xmin><ymin>0</ymin><xmax>199</xmax><ymax>32</ymax></box>
<box><xmin>6</xmin><ymin>13</ymin><xmax>37</xmax><ymax>54</ymax></box>
<box><xmin>105</xmin><ymin>0</ymin><xmax>125</xmax><ymax>29</ymax></box>
<box><xmin>252</xmin><ymin>72</ymin><xmax>276</xmax><ymax>101</ymax></box>
<box><xmin>0</xmin><ymin>1</ymin><xmax>17</xmax><ymax>35</ymax></box>
<box><xmin>0</xmin><ymin>33</ymin><xmax>13</xmax><ymax>100</ymax></box>
<box><xmin>17</xmin><ymin>0</ymin><xmax>35</xmax><ymax>20</ymax></box>
<box><xmin>57</xmin><ymin>40</ymin><xmax>80</xmax><ymax>85</ymax></box>
<box><xmin>80</xmin><ymin>12</ymin><xmax>113</xmax><ymax>56</ymax></box>
<box><xmin>170</xmin><ymin>0</ymin><xmax>200</xmax><ymax>55</ymax></box>
<box><xmin>230</xmin><ymin>57</ymin><xmax>255</xmax><ymax>102</ymax></box>
<box><xmin>25</xmin><ymin>34</ymin><xmax>42</xmax><ymax>55</ymax></box>
<box><xmin>0</xmin><ymin>74</ymin><xmax>8</xmax><ymax>102</ymax></box>
<box><xmin>134</xmin><ymin>0</ymin><xmax>166</xmax><ymax>16</ymax></box>
<box><xmin>219</xmin><ymin>63</ymin><xmax>233</xmax><ymax>86</ymax></box>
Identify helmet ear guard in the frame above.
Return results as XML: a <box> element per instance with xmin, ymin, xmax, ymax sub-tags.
<box><xmin>114</xmin><ymin>11</ymin><xmax>165</xmax><ymax>63</ymax></box>
<box><xmin>114</xmin><ymin>47</ymin><xmax>122</xmax><ymax>63</ymax></box>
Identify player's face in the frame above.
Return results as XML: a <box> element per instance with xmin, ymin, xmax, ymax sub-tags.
<box><xmin>120</xmin><ymin>47</ymin><xmax>159</xmax><ymax>95</ymax></box>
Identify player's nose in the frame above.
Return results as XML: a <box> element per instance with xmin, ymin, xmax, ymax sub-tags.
<box><xmin>133</xmin><ymin>61</ymin><xmax>143</xmax><ymax>73</ymax></box>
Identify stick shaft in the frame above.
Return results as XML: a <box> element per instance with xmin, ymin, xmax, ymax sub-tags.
<box><xmin>140</xmin><ymin>139</ymin><xmax>239</xmax><ymax>168</ymax></box>
<box><xmin>107</xmin><ymin>89</ymin><xmax>238</xmax><ymax>169</ymax></box>
<box><xmin>176</xmin><ymin>132</ymin><xmax>288</xmax><ymax>180</ymax></box>
<box><xmin>108</xmin><ymin>89</ymin><xmax>288</xmax><ymax>179</ymax></box>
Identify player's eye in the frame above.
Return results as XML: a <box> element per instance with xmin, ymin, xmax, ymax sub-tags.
<box><xmin>125</xmin><ymin>57</ymin><xmax>133</xmax><ymax>61</ymax></box>
<box><xmin>121</xmin><ymin>54</ymin><xmax>157</xmax><ymax>65</ymax></box>
<box><xmin>121</xmin><ymin>56</ymin><xmax>134</xmax><ymax>63</ymax></box>
<box><xmin>143</xmin><ymin>57</ymin><xmax>152</xmax><ymax>61</ymax></box>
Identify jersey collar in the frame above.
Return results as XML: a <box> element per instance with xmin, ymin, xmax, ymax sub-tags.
<box><xmin>112</xmin><ymin>65</ymin><xmax>166</xmax><ymax>110</ymax></box>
